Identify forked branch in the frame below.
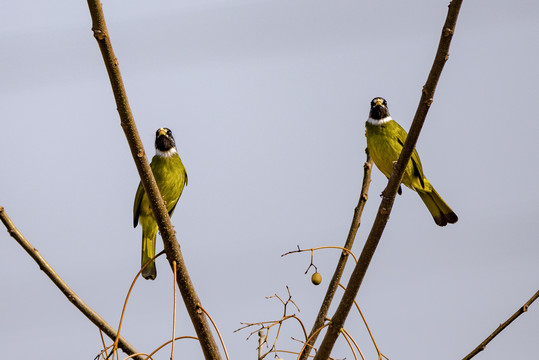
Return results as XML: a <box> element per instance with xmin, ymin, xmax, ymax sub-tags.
<box><xmin>298</xmin><ymin>148</ymin><xmax>372</xmax><ymax>360</ymax></box>
<box><xmin>312</xmin><ymin>1</ymin><xmax>464</xmax><ymax>358</ymax></box>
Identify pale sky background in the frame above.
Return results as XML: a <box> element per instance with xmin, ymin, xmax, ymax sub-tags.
<box><xmin>1</xmin><ymin>1</ymin><xmax>538</xmax><ymax>359</ymax></box>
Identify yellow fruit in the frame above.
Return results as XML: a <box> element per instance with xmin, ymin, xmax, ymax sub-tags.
<box><xmin>311</xmin><ymin>272</ymin><xmax>322</xmax><ymax>285</ymax></box>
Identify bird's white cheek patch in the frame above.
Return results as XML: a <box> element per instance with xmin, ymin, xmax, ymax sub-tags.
<box><xmin>367</xmin><ymin>116</ymin><xmax>392</xmax><ymax>125</ymax></box>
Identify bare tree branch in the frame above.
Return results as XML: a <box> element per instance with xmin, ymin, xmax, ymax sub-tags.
<box><xmin>312</xmin><ymin>1</ymin><xmax>464</xmax><ymax>358</ymax></box>
<box><xmin>85</xmin><ymin>1</ymin><xmax>222</xmax><ymax>359</ymax></box>
<box><xmin>462</xmin><ymin>290</ymin><xmax>539</xmax><ymax>360</ymax></box>
<box><xmin>0</xmin><ymin>207</ymin><xmax>144</xmax><ymax>360</ymax></box>
<box><xmin>298</xmin><ymin>148</ymin><xmax>372</xmax><ymax>360</ymax></box>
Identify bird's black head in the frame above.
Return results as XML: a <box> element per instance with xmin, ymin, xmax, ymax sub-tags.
<box><xmin>155</xmin><ymin>128</ymin><xmax>176</xmax><ymax>152</ymax></box>
<box><xmin>369</xmin><ymin>97</ymin><xmax>390</xmax><ymax>120</ymax></box>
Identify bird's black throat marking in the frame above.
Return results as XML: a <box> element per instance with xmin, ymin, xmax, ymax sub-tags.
<box><xmin>155</xmin><ymin>134</ymin><xmax>176</xmax><ymax>152</ymax></box>
<box><xmin>369</xmin><ymin>105</ymin><xmax>390</xmax><ymax>120</ymax></box>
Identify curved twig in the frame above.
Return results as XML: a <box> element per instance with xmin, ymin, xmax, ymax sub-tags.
<box><xmin>340</xmin><ymin>328</ymin><xmax>360</xmax><ymax>360</ymax></box>
<box><xmin>123</xmin><ymin>353</ymin><xmax>154</xmax><ymax>360</ymax></box>
<box><xmin>338</xmin><ymin>283</ymin><xmax>387</xmax><ymax>360</ymax></box>
<box><xmin>199</xmin><ymin>305</ymin><xmax>230</xmax><ymax>360</ymax></box>
<box><xmin>296</xmin><ymin>323</ymin><xmax>330</xmax><ymax>360</ymax></box>
<box><xmin>113</xmin><ymin>251</ymin><xmax>166</xmax><ymax>359</ymax></box>
<box><xmin>144</xmin><ymin>336</ymin><xmax>199</xmax><ymax>360</ymax></box>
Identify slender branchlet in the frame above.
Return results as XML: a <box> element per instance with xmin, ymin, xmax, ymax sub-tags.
<box><xmin>462</xmin><ymin>290</ymin><xmax>539</xmax><ymax>360</ymax></box>
<box><xmin>0</xmin><ymin>207</ymin><xmax>145</xmax><ymax>360</ymax></box>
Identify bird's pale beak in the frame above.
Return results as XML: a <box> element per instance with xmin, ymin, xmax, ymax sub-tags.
<box><xmin>158</xmin><ymin>128</ymin><xmax>167</xmax><ymax>136</ymax></box>
<box><xmin>374</xmin><ymin>98</ymin><xmax>383</xmax><ymax>106</ymax></box>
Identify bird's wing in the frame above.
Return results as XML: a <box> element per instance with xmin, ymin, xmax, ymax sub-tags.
<box><xmin>394</xmin><ymin>122</ymin><xmax>426</xmax><ymax>189</ymax></box>
<box><xmin>167</xmin><ymin>166</ymin><xmax>188</xmax><ymax>217</ymax></box>
<box><xmin>133</xmin><ymin>182</ymin><xmax>145</xmax><ymax>228</ymax></box>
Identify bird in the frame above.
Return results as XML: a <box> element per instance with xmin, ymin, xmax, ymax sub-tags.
<box><xmin>365</xmin><ymin>97</ymin><xmax>457</xmax><ymax>226</ymax></box>
<box><xmin>133</xmin><ymin>128</ymin><xmax>188</xmax><ymax>279</ymax></box>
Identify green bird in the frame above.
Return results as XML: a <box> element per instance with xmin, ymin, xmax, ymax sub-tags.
<box><xmin>133</xmin><ymin>128</ymin><xmax>188</xmax><ymax>279</ymax></box>
<box><xmin>365</xmin><ymin>97</ymin><xmax>457</xmax><ymax>226</ymax></box>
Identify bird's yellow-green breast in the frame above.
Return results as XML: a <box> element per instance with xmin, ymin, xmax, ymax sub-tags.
<box><xmin>366</xmin><ymin>117</ymin><xmax>429</xmax><ymax>192</ymax></box>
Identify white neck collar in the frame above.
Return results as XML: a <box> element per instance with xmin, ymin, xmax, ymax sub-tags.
<box><xmin>155</xmin><ymin>147</ymin><xmax>177</xmax><ymax>158</ymax></box>
<box><xmin>367</xmin><ymin>116</ymin><xmax>392</xmax><ymax>125</ymax></box>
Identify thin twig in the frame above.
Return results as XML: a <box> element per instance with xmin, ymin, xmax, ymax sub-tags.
<box><xmin>198</xmin><ymin>305</ymin><xmax>230</xmax><ymax>360</ymax></box>
<box><xmin>340</xmin><ymin>328</ymin><xmax>360</xmax><ymax>360</ymax></box>
<box><xmin>341</xmin><ymin>335</ymin><xmax>357</xmax><ymax>360</ymax></box>
<box><xmin>297</xmin><ymin>149</ymin><xmax>372</xmax><ymax>360</ymax></box>
<box><xmin>123</xmin><ymin>353</ymin><xmax>153</xmax><ymax>360</ymax></box>
<box><xmin>144</xmin><ymin>336</ymin><xmax>199</xmax><ymax>360</ymax></box>
<box><xmin>296</xmin><ymin>323</ymin><xmax>330</xmax><ymax>360</ymax></box>
<box><xmin>275</xmin><ymin>348</ymin><xmax>337</xmax><ymax>360</ymax></box>
<box><xmin>116</xmin><ymin>253</ymin><xmax>163</xmax><ymax>359</ymax></box>
<box><xmin>290</xmin><ymin>315</ymin><xmax>309</xmax><ymax>341</ymax></box>
<box><xmin>338</xmin><ymin>283</ymin><xmax>387</xmax><ymax>360</ymax></box>
<box><xmin>236</xmin><ymin>315</ymin><xmax>297</xmax><ymax>335</ymax></box>
<box><xmin>0</xmin><ymin>207</ymin><xmax>144</xmax><ymax>360</ymax></box>
<box><xmin>237</xmin><ymin>289</ymin><xmax>308</xmax><ymax>359</ymax></box>
<box><xmin>462</xmin><ymin>289</ymin><xmax>539</xmax><ymax>360</ymax></box>
<box><xmin>85</xmin><ymin>2</ymin><xmax>222</xmax><ymax>359</ymax></box>
<box><xmin>99</xmin><ymin>330</ymin><xmax>111</xmax><ymax>359</ymax></box>
<box><xmin>282</xmin><ymin>246</ymin><xmax>359</xmax><ymax>264</ymax></box>
<box><xmin>236</xmin><ymin>313</ymin><xmax>306</xmax><ymax>346</ymax></box>
<box><xmin>303</xmin><ymin>249</ymin><xmax>318</xmax><ymax>275</ymax></box>
<box><xmin>95</xmin><ymin>342</ymin><xmax>114</xmax><ymax>360</ymax></box>
<box><xmin>113</xmin><ymin>251</ymin><xmax>166</xmax><ymax>360</ymax></box>
<box><xmin>313</xmin><ymin>1</ymin><xmax>464</xmax><ymax>358</ymax></box>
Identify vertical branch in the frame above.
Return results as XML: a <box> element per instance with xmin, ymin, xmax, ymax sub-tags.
<box><xmin>0</xmin><ymin>207</ymin><xmax>145</xmax><ymax>360</ymax></box>
<box><xmin>298</xmin><ymin>149</ymin><xmax>372</xmax><ymax>360</ymax></box>
<box><xmin>312</xmin><ymin>1</ymin><xmax>464</xmax><ymax>358</ymax></box>
<box><xmin>257</xmin><ymin>331</ymin><xmax>267</xmax><ymax>360</ymax></box>
<box><xmin>86</xmin><ymin>1</ymin><xmax>222</xmax><ymax>359</ymax></box>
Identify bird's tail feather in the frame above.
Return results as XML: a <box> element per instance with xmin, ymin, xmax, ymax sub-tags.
<box><xmin>417</xmin><ymin>187</ymin><xmax>458</xmax><ymax>227</ymax></box>
<box><xmin>141</xmin><ymin>227</ymin><xmax>158</xmax><ymax>280</ymax></box>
